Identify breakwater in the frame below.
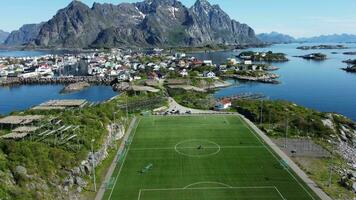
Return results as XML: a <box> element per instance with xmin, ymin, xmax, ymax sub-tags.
<box><xmin>0</xmin><ymin>76</ymin><xmax>116</xmax><ymax>86</ymax></box>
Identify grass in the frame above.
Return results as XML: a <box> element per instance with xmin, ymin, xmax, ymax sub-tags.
<box><xmin>293</xmin><ymin>156</ymin><xmax>355</xmax><ymax>200</ymax></box>
<box><xmin>103</xmin><ymin>115</ymin><xmax>320</xmax><ymax>200</ymax></box>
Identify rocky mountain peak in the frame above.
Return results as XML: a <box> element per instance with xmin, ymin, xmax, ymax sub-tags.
<box><xmin>194</xmin><ymin>0</ymin><xmax>211</xmax><ymax>7</ymax></box>
<box><xmin>6</xmin><ymin>0</ymin><xmax>260</xmax><ymax>48</ymax></box>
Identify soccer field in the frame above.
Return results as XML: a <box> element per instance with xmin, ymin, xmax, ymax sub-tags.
<box><xmin>103</xmin><ymin>115</ymin><xmax>320</xmax><ymax>200</ymax></box>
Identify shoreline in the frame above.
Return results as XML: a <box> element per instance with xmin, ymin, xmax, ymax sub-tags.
<box><xmin>0</xmin><ymin>76</ymin><xmax>115</xmax><ymax>86</ymax></box>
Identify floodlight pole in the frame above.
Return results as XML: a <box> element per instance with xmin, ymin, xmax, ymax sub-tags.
<box><xmin>260</xmin><ymin>100</ymin><xmax>263</xmax><ymax>125</ymax></box>
<box><xmin>285</xmin><ymin>116</ymin><xmax>288</xmax><ymax>149</ymax></box>
<box><xmin>126</xmin><ymin>92</ymin><xmax>129</xmax><ymax>123</ymax></box>
<box><xmin>268</xmin><ymin>110</ymin><xmax>271</xmax><ymax>130</ymax></box>
<box><xmin>91</xmin><ymin>139</ymin><xmax>97</xmax><ymax>192</ymax></box>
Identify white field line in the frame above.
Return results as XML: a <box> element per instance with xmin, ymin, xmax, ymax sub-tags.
<box><xmin>274</xmin><ymin>186</ymin><xmax>287</xmax><ymax>200</ymax></box>
<box><xmin>238</xmin><ymin>115</ymin><xmax>316</xmax><ymax>200</ymax></box>
<box><xmin>138</xmin><ymin>186</ymin><xmax>283</xmax><ymax>200</ymax></box>
<box><xmin>223</xmin><ymin>116</ymin><xmax>230</xmax><ymax>125</ymax></box>
<box><xmin>183</xmin><ymin>181</ymin><xmax>233</xmax><ymax>189</ymax></box>
<box><xmin>108</xmin><ymin>118</ymin><xmax>141</xmax><ymax>200</ymax></box>
<box><xmin>130</xmin><ymin>146</ymin><xmax>264</xmax><ymax>151</ymax></box>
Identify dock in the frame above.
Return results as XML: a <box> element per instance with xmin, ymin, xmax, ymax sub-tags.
<box><xmin>32</xmin><ymin>99</ymin><xmax>87</xmax><ymax>110</ymax></box>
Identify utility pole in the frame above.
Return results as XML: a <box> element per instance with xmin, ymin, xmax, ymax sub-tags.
<box><xmin>268</xmin><ymin>110</ymin><xmax>271</xmax><ymax>130</ymax></box>
<box><xmin>260</xmin><ymin>100</ymin><xmax>263</xmax><ymax>125</ymax></box>
<box><xmin>285</xmin><ymin>116</ymin><xmax>288</xmax><ymax>149</ymax></box>
<box><xmin>328</xmin><ymin>165</ymin><xmax>333</xmax><ymax>187</ymax></box>
<box><xmin>125</xmin><ymin>92</ymin><xmax>129</xmax><ymax>123</ymax></box>
<box><xmin>328</xmin><ymin>150</ymin><xmax>335</xmax><ymax>187</ymax></box>
<box><xmin>91</xmin><ymin>139</ymin><xmax>97</xmax><ymax>192</ymax></box>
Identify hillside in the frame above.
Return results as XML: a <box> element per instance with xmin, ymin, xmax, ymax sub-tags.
<box><xmin>5</xmin><ymin>0</ymin><xmax>260</xmax><ymax>48</ymax></box>
<box><xmin>257</xmin><ymin>32</ymin><xmax>296</xmax><ymax>44</ymax></box>
<box><xmin>0</xmin><ymin>30</ymin><xmax>9</xmax><ymax>43</ymax></box>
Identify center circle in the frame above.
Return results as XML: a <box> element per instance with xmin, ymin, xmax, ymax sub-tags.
<box><xmin>175</xmin><ymin>139</ymin><xmax>221</xmax><ymax>157</ymax></box>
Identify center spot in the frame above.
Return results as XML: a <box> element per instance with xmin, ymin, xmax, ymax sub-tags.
<box><xmin>175</xmin><ymin>139</ymin><xmax>221</xmax><ymax>157</ymax></box>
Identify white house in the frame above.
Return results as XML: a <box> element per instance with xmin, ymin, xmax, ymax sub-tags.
<box><xmin>252</xmin><ymin>65</ymin><xmax>257</xmax><ymax>71</ymax></box>
<box><xmin>134</xmin><ymin>76</ymin><xmax>142</xmax><ymax>80</ymax></box>
<box><xmin>118</xmin><ymin>71</ymin><xmax>130</xmax><ymax>81</ymax></box>
<box><xmin>227</xmin><ymin>58</ymin><xmax>238</xmax><ymax>65</ymax></box>
<box><xmin>203</xmin><ymin>60</ymin><xmax>213</xmax><ymax>65</ymax></box>
<box><xmin>180</xmin><ymin>69</ymin><xmax>188</xmax><ymax>77</ymax></box>
<box><xmin>153</xmin><ymin>65</ymin><xmax>160</xmax><ymax>71</ymax></box>
<box><xmin>244</xmin><ymin>60</ymin><xmax>252</xmax><ymax>65</ymax></box>
<box><xmin>204</xmin><ymin>71</ymin><xmax>216</xmax><ymax>78</ymax></box>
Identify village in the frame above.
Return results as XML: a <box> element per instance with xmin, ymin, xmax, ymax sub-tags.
<box><xmin>0</xmin><ymin>49</ymin><xmax>281</xmax><ymax>86</ymax></box>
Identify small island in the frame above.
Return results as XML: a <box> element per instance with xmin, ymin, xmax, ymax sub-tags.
<box><xmin>343</xmin><ymin>51</ymin><xmax>356</xmax><ymax>55</ymax></box>
<box><xmin>342</xmin><ymin>65</ymin><xmax>356</xmax><ymax>73</ymax></box>
<box><xmin>237</xmin><ymin>51</ymin><xmax>288</xmax><ymax>62</ymax></box>
<box><xmin>295</xmin><ymin>53</ymin><xmax>327</xmax><ymax>60</ymax></box>
<box><xmin>343</xmin><ymin>59</ymin><xmax>356</xmax><ymax>65</ymax></box>
<box><xmin>297</xmin><ymin>45</ymin><xmax>348</xmax><ymax>50</ymax></box>
<box><xmin>60</xmin><ymin>82</ymin><xmax>90</xmax><ymax>93</ymax></box>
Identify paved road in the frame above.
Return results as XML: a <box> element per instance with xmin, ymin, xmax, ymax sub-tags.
<box><xmin>239</xmin><ymin>114</ymin><xmax>332</xmax><ymax>200</ymax></box>
<box><xmin>95</xmin><ymin>117</ymin><xmax>137</xmax><ymax>200</ymax></box>
<box><xmin>167</xmin><ymin>97</ymin><xmax>218</xmax><ymax>114</ymax></box>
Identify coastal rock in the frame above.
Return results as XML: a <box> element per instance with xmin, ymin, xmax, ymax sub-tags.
<box><xmin>295</xmin><ymin>53</ymin><xmax>327</xmax><ymax>60</ymax></box>
<box><xmin>61</xmin><ymin>82</ymin><xmax>90</xmax><ymax>93</ymax></box>
<box><xmin>296</xmin><ymin>45</ymin><xmax>348</xmax><ymax>50</ymax></box>
<box><xmin>61</xmin><ymin>122</ymin><xmax>125</xmax><ymax>198</ymax></box>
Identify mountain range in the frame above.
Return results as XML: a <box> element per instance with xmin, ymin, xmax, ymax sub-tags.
<box><xmin>257</xmin><ymin>32</ymin><xmax>295</xmax><ymax>44</ymax></box>
<box><xmin>0</xmin><ymin>30</ymin><xmax>10</xmax><ymax>43</ymax></box>
<box><xmin>4</xmin><ymin>0</ymin><xmax>260</xmax><ymax>48</ymax></box>
<box><xmin>258</xmin><ymin>32</ymin><xmax>356</xmax><ymax>44</ymax></box>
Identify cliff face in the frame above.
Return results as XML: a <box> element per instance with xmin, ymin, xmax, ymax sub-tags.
<box><xmin>0</xmin><ymin>30</ymin><xmax>10</xmax><ymax>43</ymax></box>
<box><xmin>187</xmin><ymin>0</ymin><xmax>259</xmax><ymax>45</ymax></box>
<box><xmin>8</xmin><ymin>0</ymin><xmax>261</xmax><ymax>48</ymax></box>
<box><xmin>5</xmin><ymin>23</ymin><xmax>44</xmax><ymax>46</ymax></box>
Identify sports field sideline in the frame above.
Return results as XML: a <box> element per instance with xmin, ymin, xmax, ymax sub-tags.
<box><xmin>103</xmin><ymin>115</ymin><xmax>320</xmax><ymax>200</ymax></box>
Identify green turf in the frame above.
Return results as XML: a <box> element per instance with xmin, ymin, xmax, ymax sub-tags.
<box><xmin>103</xmin><ymin>115</ymin><xmax>320</xmax><ymax>200</ymax></box>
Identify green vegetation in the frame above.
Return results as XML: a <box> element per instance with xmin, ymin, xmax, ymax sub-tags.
<box><xmin>238</xmin><ymin>51</ymin><xmax>288</xmax><ymax>62</ymax></box>
<box><xmin>294</xmin><ymin>155</ymin><xmax>355</xmax><ymax>200</ymax></box>
<box><xmin>0</xmin><ymin>93</ymin><xmax>167</xmax><ymax>200</ymax></box>
<box><xmin>232</xmin><ymin>99</ymin><xmax>355</xmax><ymax>139</ymax></box>
<box><xmin>170</xmin><ymin>44</ymin><xmax>232</xmax><ymax>53</ymax></box>
<box><xmin>232</xmin><ymin>99</ymin><xmax>355</xmax><ymax>199</ymax></box>
<box><xmin>138</xmin><ymin>55</ymin><xmax>165</xmax><ymax>64</ymax></box>
<box><xmin>104</xmin><ymin>115</ymin><xmax>320</xmax><ymax>200</ymax></box>
<box><xmin>167</xmin><ymin>88</ymin><xmax>215</xmax><ymax>110</ymax></box>
<box><xmin>0</xmin><ymin>98</ymin><xmax>124</xmax><ymax>199</ymax></box>
<box><xmin>297</xmin><ymin>53</ymin><xmax>327</xmax><ymax>61</ymax></box>
<box><xmin>121</xmin><ymin>92</ymin><xmax>167</xmax><ymax>113</ymax></box>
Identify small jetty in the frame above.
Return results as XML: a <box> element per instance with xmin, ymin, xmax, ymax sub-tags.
<box><xmin>222</xmin><ymin>74</ymin><xmax>280</xmax><ymax>84</ymax></box>
<box><xmin>216</xmin><ymin>93</ymin><xmax>266</xmax><ymax>101</ymax></box>
<box><xmin>32</xmin><ymin>99</ymin><xmax>88</xmax><ymax>110</ymax></box>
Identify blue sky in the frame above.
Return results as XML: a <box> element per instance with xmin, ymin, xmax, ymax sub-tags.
<box><xmin>1</xmin><ymin>0</ymin><xmax>356</xmax><ymax>37</ymax></box>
